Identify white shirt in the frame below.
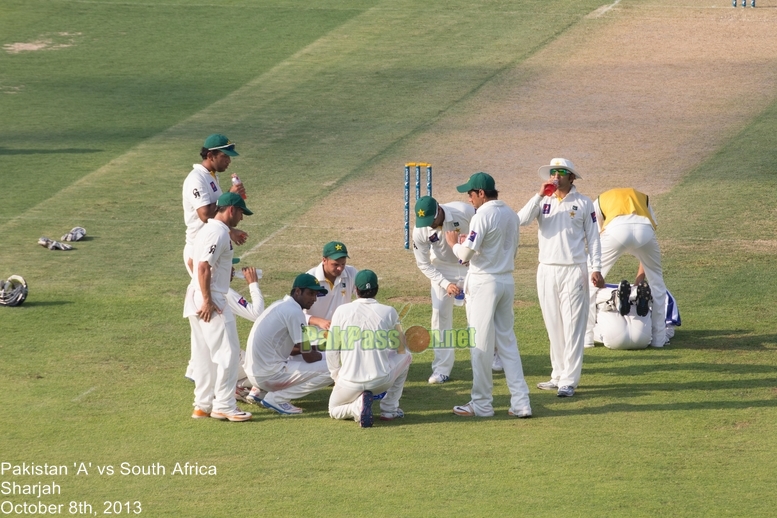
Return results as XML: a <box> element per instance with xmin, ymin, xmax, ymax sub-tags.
<box><xmin>455</xmin><ymin>200</ymin><xmax>518</xmax><ymax>275</ymax></box>
<box><xmin>304</xmin><ymin>263</ymin><xmax>358</xmax><ymax>323</ymax></box>
<box><xmin>244</xmin><ymin>296</ymin><xmax>305</xmax><ymax>381</ymax></box>
<box><xmin>517</xmin><ymin>186</ymin><xmax>602</xmax><ymax>270</ymax></box>
<box><xmin>182</xmin><ymin>164</ymin><xmax>223</xmax><ymax>247</ymax></box>
<box><xmin>183</xmin><ymin>218</ymin><xmax>233</xmax><ymax>319</ymax></box>
<box><xmin>226</xmin><ymin>283</ymin><xmax>264</xmax><ymax>322</ymax></box>
<box><xmin>412</xmin><ymin>202</ymin><xmax>474</xmax><ymax>288</ymax></box>
<box><xmin>326</xmin><ymin>298</ymin><xmax>400</xmax><ymax>383</ymax></box>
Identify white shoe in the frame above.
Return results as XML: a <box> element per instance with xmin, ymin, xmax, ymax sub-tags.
<box><xmin>508</xmin><ymin>408</ymin><xmax>532</xmax><ymax>418</ymax></box>
<box><xmin>537</xmin><ymin>380</ymin><xmax>559</xmax><ymax>391</ymax></box>
<box><xmin>492</xmin><ymin>354</ymin><xmax>504</xmax><ymax>372</ymax></box>
<box><xmin>261</xmin><ymin>394</ymin><xmax>303</xmax><ymax>415</ymax></box>
<box><xmin>210</xmin><ymin>408</ymin><xmax>252</xmax><ymax>422</ymax></box>
<box><xmin>428</xmin><ymin>373</ymin><xmax>451</xmax><ymax>384</ymax></box>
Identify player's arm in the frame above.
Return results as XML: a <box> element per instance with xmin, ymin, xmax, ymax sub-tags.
<box><xmin>446</xmin><ymin>228</ymin><xmax>476</xmax><ymax>263</ymax></box>
<box><xmin>412</xmin><ymin>229</ymin><xmax>453</xmax><ymax>289</ymax></box>
<box><xmin>516</xmin><ymin>194</ymin><xmax>542</xmax><ymax>226</ymax></box>
<box><xmin>229</xmin><ymin>227</ymin><xmax>248</xmax><ymax>246</ymax></box>
<box><xmin>585</xmin><ymin>201</ymin><xmax>604</xmax><ymax>288</ymax></box>
<box><xmin>243</xmin><ymin>267</ymin><xmax>265</xmax><ymax>317</ymax></box>
<box><xmin>307</xmin><ymin>316</ymin><xmax>331</xmax><ymax>330</ymax></box>
<box><xmin>635</xmin><ymin>263</ymin><xmax>646</xmax><ymax>285</ymax></box>
<box><xmin>326</xmin><ymin>313</ymin><xmax>343</xmax><ymax>380</ymax></box>
<box><xmin>196</xmin><ymin>260</ymin><xmax>220</xmax><ymax>322</ymax></box>
<box><xmin>195</xmin><ymin>203</ymin><xmax>216</xmax><ymax>223</ymax></box>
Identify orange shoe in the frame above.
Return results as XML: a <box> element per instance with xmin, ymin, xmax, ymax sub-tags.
<box><xmin>191</xmin><ymin>407</ymin><xmax>210</xmax><ymax>419</ymax></box>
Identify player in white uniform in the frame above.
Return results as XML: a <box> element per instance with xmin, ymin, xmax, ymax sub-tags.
<box><xmin>590</xmin><ymin>284</ymin><xmax>652</xmax><ymax>349</ymax></box>
<box><xmin>184</xmin><ymin>193</ymin><xmax>253</xmax><ymax>422</ymax></box>
<box><xmin>327</xmin><ymin>270</ymin><xmax>412</xmax><ymax>427</ymax></box>
<box><xmin>411</xmin><ymin>196</ymin><xmax>474</xmax><ymax>384</ymax></box>
<box><xmin>243</xmin><ymin>273</ymin><xmax>333</xmax><ymax>415</ymax></box>
<box><xmin>446</xmin><ymin>172</ymin><xmax>532</xmax><ymax>418</ymax></box>
<box><xmin>517</xmin><ymin>158</ymin><xmax>603</xmax><ymax>398</ymax></box>
<box><xmin>585</xmin><ymin>188</ymin><xmax>668</xmax><ymax>348</ymax></box>
<box><xmin>302</xmin><ymin>241</ymin><xmax>358</xmax><ymax>357</ymax></box>
<box><xmin>182</xmin><ymin>133</ymin><xmax>247</xmax><ymax>275</ymax></box>
<box><xmin>182</xmin><ymin>134</ymin><xmax>248</xmax><ymax>382</ymax></box>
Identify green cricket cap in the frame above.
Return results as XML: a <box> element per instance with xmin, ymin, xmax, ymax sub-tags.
<box><xmin>203</xmin><ymin>134</ymin><xmax>239</xmax><ymax>157</ymax></box>
<box><xmin>293</xmin><ymin>273</ymin><xmax>328</xmax><ymax>294</ymax></box>
<box><xmin>217</xmin><ymin>192</ymin><xmax>253</xmax><ymax>215</ymax></box>
<box><xmin>323</xmin><ymin>241</ymin><xmax>349</xmax><ymax>259</ymax></box>
<box><xmin>355</xmin><ymin>269</ymin><xmax>378</xmax><ymax>291</ymax></box>
<box><xmin>456</xmin><ymin>172</ymin><xmax>495</xmax><ymax>193</ymax></box>
<box><xmin>414</xmin><ymin>196</ymin><xmax>439</xmax><ymax>228</ymax></box>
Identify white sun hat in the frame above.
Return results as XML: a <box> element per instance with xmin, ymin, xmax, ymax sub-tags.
<box><xmin>537</xmin><ymin>158</ymin><xmax>582</xmax><ymax>180</ymax></box>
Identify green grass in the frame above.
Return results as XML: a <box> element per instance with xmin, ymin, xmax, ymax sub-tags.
<box><xmin>2</xmin><ymin>0</ymin><xmax>777</xmax><ymax>516</ymax></box>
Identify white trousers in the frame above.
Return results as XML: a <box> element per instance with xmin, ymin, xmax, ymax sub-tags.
<box><xmin>429</xmin><ymin>262</ymin><xmax>468</xmax><ymax>376</ymax></box>
<box><xmin>537</xmin><ymin>263</ymin><xmax>589</xmax><ymax>388</ymax></box>
<box><xmin>587</xmin><ymin>221</ymin><xmax>667</xmax><ymax>347</ymax></box>
<box><xmin>592</xmin><ymin>287</ymin><xmax>651</xmax><ymax>349</ymax></box>
<box><xmin>248</xmin><ymin>361</ymin><xmax>332</xmax><ymax>405</ymax></box>
<box><xmin>329</xmin><ymin>352</ymin><xmax>412</xmax><ymax>420</ymax></box>
<box><xmin>188</xmin><ymin>314</ymin><xmax>240</xmax><ymax>413</ymax></box>
<box><xmin>465</xmin><ymin>273</ymin><xmax>531</xmax><ymax>416</ymax></box>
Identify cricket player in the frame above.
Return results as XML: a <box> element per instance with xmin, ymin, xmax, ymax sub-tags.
<box><xmin>590</xmin><ymin>284</ymin><xmax>652</xmax><ymax>349</ymax></box>
<box><xmin>243</xmin><ymin>273</ymin><xmax>333</xmax><ymax>415</ymax></box>
<box><xmin>327</xmin><ymin>270</ymin><xmax>412</xmax><ymax>427</ymax></box>
<box><xmin>184</xmin><ymin>192</ymin><xmax>253</xmax><ymax>422</ymax></box>
<box><xmin>585</xmin><ymin>188</ymin><xmax>668</xmax><ymax>348</ymax></box>
<box><xmin>517</xmin><ymin>158</ymin><xmax>603</xmax><ymax>398</ymax></box>
<box><xmin>302</xmin><ymin>241</ymin><xmax>358</xmax><ymax>356</ymax></box>
<box><xmin>182</xmin><ymin>133</ymin><xmax>247</xmax><ymax>275</ymax></box>
<box><xmin>412</xmin><ymin>196</ymin><xmax>474</xmax><ymax>384</ymax></box>
<box><xmin>445</xmin><ymin>172</ymin><xmax>532</xmax><ymax>418</ymax></box>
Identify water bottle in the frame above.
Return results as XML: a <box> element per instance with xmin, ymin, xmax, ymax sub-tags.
<box><xmin>542</xmin><ymin>178</ymin><xmax>559</xmax><ymax>197</ymax></box>
<box><xmin>231</xmin><ymin>174</ymin><xmax>247</xmax><ymax>199</ymax></box>
<box><xmin>453</xmin><ymin>279</ymin><xmax>465</xmax><ymax>306</ymax></box>
<box><xmin>233</xmin><ymin>268</ymin><xmax>262</xmax><ymax>280</ymax></box>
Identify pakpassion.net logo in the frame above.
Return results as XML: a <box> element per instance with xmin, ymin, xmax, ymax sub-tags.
<box><xmin>302</xmin><ymin>326</ymin><xmax>476</xmax><ymax>351</ymax></box>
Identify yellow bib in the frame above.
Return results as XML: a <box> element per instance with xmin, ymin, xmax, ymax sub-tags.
<box><xmin>598</xmin><ymin>188</ymin><xmax>656</xmax><ymax>230</ymax></box>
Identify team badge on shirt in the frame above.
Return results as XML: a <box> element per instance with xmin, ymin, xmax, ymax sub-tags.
<box><xmin>237</xmin><ymin>297</ymin><xmax>248</xmax><ymax>308</ymax></box>
<box><xmin>208</xmin><ymin>245</ymin><xmax>216</xmax><ymax>254</ymax></box>
<box><xmin>429</xmin><ymin>233</ymin><xmax>439</xmax><ymax>243</ymax></box>
<box><xmin>570</xmin><ymin>211</ymin><xmax>576</xmax><ymax>218</ymax></box>
<box><xmin>192</xmin><ymin>188</ymin><xmax>200</xmax><ymax>199</ymax></box>
<box><xmin>210</xmin><ymin>181</ymin><xmax>218</xmax><ymax>192</ymax></box>
<box><xmin>591</xmin><ymin>212</ymin><xmax>597</xmax><ymax>222</ymax></box>
<box><xmin>542</xmin><ymin>204</ymin><xmax>551</xmax><ymax>215</ymax></box>
<box><xmin>468</xmin><ymin>231</ymin><xmax>477</xmax><ymax>242</ymax></box>
<box><xmin>572</xmin><ymin>205</ymin><xmax>578</xmax><ymax>210</ymax></box>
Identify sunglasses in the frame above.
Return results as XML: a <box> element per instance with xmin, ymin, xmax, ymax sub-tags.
<box><xmin>549</xmin><ymin>168</ymin><xmax>571</xmax><ymax>176</ymax></box>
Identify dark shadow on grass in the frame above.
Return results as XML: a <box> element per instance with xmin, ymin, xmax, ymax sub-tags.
<box><xmin>671</xmin><ymin>329</ymin><xmax>777</xmax><ymax>350</ymax></box>
<box><xmin>18</xmin><ymin>300</ymin><xmax>74</xmax><ymax>307</ymax></box>
<box><xmin>0</xmin><ymin>147</ymin><xmax>103</xmax><ymax>155</ymax></box>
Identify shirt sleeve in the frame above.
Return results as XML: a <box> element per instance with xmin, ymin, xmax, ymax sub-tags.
<box><xmin>196</xmin><ymin>227</ymin><xmax>230</xmax><ymax>266</ymax></box>
<box><xmin>326</xmin><ymin>308</ymin><xmax>343</xmax><ymax>381</ymax></box>
<box><xmin>585</xmin><ymin>199</ymin><xmax>602</xmax><ymax>271</ymax></box>
<box><xmin>517</xmin><ymin>194</ymin><xmax>542</xmax><ymax>226</ymax></box>
<box><xmin>184</xmin><ymin>174</ymin><xmax>219</xmax><ymax>211</ymax></box>
<box><xmin>287</xmin><ymin>306</ymin><xmax>305</xmax><ymax>345</ymax></box>
<box><xmin>412</xmin><ymin>228</ymin><xmax>453</xmax><ymax>289</ymax></box>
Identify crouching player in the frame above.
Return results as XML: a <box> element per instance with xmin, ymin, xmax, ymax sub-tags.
<box><xmin>327</xmin><ymin>270</ymin><xmax>412</xmax><ymax>428</ymax></box>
